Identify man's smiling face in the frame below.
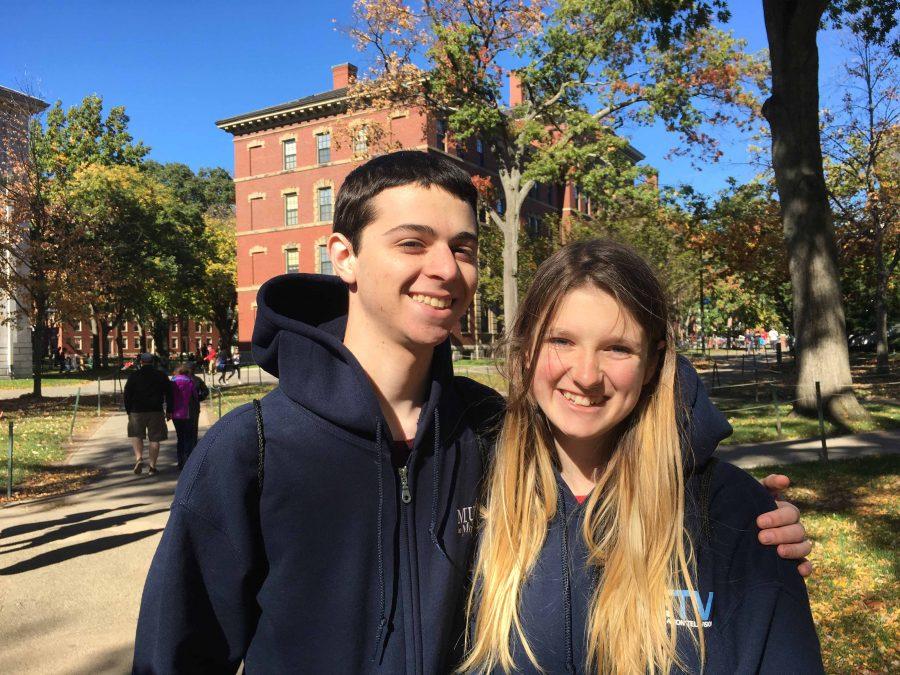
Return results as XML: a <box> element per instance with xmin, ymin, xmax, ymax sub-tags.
<box><xmin>333</xmin><ymin>184</ymin><xmax>479</xmax><ymax>350</ymax></box>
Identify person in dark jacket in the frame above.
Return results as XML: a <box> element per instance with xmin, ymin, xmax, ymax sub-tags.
<box><xmin>124</xmin><ymin>353</ymin><xmax>172</xmax><ymax>476</ymax></box>
<box><xmin>169</xmin><ymin>364</ymin><xmax>202</xmax><ymax>470</ymax></box>
<box><xmin>133</xmin><ymin>153</ymin><xmax>811</xmax><ymax>674</ymax></box>
<box><xmin>462</xmin><ymin>240</ymin><xmax>822</xmax><ymax>674</ymax></box>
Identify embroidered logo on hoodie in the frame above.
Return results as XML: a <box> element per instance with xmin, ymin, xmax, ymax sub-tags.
<box><xmin>457</xmin><ymin>504</ymin><xmax>476</xmax><ymax>535</ymax></box>
<box><xmin>667</xmin><ymin>590</ymin><xmax>714</xmax><ymax>628</ymax></box>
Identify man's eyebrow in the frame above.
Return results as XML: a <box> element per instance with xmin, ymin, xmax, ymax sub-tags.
<box><xmin>382</xmin><ymin>223</ymin><xmax>437</xmax><ymax>237</ymax></box>
<box><xmin>383</xmin><ymin>224</ymin><xmax>478</xmax><ymax>244</ymax></box>
<box><xmin>451</xmin><ymin>231</ymin><xmax>478</xmax><ymax>246</ymax></box>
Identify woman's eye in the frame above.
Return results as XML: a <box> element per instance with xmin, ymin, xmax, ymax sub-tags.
<box><xmin>608</xmin><ymin>345</ymin><xmax>633</xmax><ymax>355</ymax></box>
<box><xmin>548</xmin><ymin>337</ymin><xmax>571</xmax><ymax>346</ymax></box>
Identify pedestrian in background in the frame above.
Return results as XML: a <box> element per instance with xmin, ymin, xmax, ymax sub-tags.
<box><xmin>170</xmin><ymin>364</ymin><xmax>201</xmax><ymax>469</ymax></box>
<box><xmin>124</xmin><ymin>353</ymin><xmax>172</xmax><ymax>476</ymax></box>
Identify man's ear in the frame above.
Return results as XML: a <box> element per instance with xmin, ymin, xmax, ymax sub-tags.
<box><xmin>328</xmin><ymin>233</ymin><xmax>356</xmax><ymax>286</ymax></box>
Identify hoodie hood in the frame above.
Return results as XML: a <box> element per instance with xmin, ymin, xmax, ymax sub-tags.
<box><xmin>676</xmin><ymin>354</ymin><xmax>732</xmax><ymax>472</ymax></box>
<box><xmin>251</xmin><ymin>273</ymin><xmax>457</xmax><ymax>441</ymax></box>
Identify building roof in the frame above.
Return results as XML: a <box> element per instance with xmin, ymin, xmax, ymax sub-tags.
<box><xmin>216</xmin><ymin>85</ymin><xmax>645</xmax><ymax>162</ymax></box>
<box><xmin>0</xmin><ymin>85</ymin><xmax>49</xmax><ymax>114</ymax></box>
<box><xmin>215</xmin><ymin>87</ymin><xmax>348</xmax><ymax>135</ymax></box>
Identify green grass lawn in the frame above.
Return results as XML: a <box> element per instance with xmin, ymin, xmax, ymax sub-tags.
<box><xmin>720</xmin><ymin>395</ymin><xmax>900</xmax><ymax>445</ymax></box>
<box><xmin>0</xmin><ymin>395</ymin><xmax>118</xmax><ymax>502</ymax></box>
<box><xmin>208</xmin><ymin>383</ymin><xmax>278</xmax><ymax>418</ymax></box>
<box><xmin>0</xmin><ymin>371</ymin><xmax>108</xmax><ymax>390</ymax></box>
<box><xmin>749</xmin><ymin>455</ymin><xmax>899</xmax><ymax>674</ymax></box>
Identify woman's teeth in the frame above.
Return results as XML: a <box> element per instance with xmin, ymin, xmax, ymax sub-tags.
<box><xmin>561</xmin><ymin>391</ymin><xmax>603</xmax><ymax>407</ymax></box>
<box><xmin>411</xmin><ymin>294</ymin><xmax>451</xmax><ymax>309</ymax></box>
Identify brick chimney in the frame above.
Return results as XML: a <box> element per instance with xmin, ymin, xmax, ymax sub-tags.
<box><xmin>332</xmin><ymin>63</ymin><xmax>358</xmax><ymax>90</ymax></box>
<box><xmin>509</xmin><ymin>71</ymin><xmax>524</xmax><ymax>107</ymax></box>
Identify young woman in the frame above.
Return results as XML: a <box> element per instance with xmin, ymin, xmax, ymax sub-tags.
<box><xmin>463</xmin><ymin>239</ymin><xmax>822</xmax><ymax>674</ymax></box>
<box><xmin>170</xmin><ymin>364</ymin><xmax>201</xmax><ymax>469</ymax></box>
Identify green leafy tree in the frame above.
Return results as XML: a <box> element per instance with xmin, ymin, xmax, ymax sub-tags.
<box><xmin>0</xmin><ymin>94</ymin><xmax>147</xmax><ymax>395</ymax></box>
<box><xmin>197</xmin><ymin>206</ymin><xmax>238</xmax><ymax>355</ymax></box>
<box><xmin>760</xmin><ymin>0</ymin><xmax>898</xmax><ymax>419</ymax></box>
<box><xmin>347</xmin><ymin>0</ymin><xmax>766</xmax><ymax>324</ymax></box>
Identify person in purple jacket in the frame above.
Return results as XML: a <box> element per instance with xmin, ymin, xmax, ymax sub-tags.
<box><xmin>169</xmin><ymin>364</ymin><xmax>200</xmax><ymax>470</ymax></box>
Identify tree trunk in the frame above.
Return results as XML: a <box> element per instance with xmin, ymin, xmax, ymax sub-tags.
<box><xmin>30</xmin><ymin>303</ymin><xmax>46</xmax><ymax>399</ymax></box>
<box><xmin>874</xmin><ymin>220</ymin><xmax>890</xmax><ymax>374</ymax></box>
<box><xmin>499</xmin><ymin>170</ymin><xmax>521</xmax><ymax>328</ymax></box>
<box><xmin>89</xmin><ymin>313</ymin><xmax>101</xmax><ymax>371</ymax></box>
<box><xmin>761</xmin><ymin>0</ymin><xmax>867</xmax><ymax>423</ymax></box>
<box><xmin>152</xmin><ymin>313</ymin><xmax>170</xmax><ymax>371</ymax></box>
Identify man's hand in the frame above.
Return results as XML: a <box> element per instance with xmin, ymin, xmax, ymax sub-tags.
<box><xmin>758</xmin><ymin>474</ymin><xmax>813</xmax><ymax>577</ymax></box>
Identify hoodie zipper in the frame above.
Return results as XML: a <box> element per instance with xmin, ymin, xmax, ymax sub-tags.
<box><xmin>398</xmin><ymin>466</ymin><xmax>412</xmax><ymax>504</ymax></box>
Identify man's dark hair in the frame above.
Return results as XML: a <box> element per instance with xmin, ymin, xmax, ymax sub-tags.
<box><xmin>333</xmin><ymin>150</ymin><xmax>479</xmax><ymax>252</ymax></box>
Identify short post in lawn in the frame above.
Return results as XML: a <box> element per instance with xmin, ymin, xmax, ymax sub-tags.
<box><xmin>814</xmin><ymin>381</ymin><xmax>828</xmax><ymax>461</ymax></box>
<box><xmin>69</xmin><ymin>388</ymin><xmax>81</xmax><ymax>439</ymax></box>
<box><xmin>217</xmin><ymin>387</ymin><xmax>222</xmax><ymax>419</ymax></box>
<box><xmin>6</xmin><ymin>420</ymin><xmax>13</xmax><ymax>499</ymax></box>
<box><xmin>258</xmin><ymin>365</ymin><xmax>262</xmax><ymax>385</ymax></box>
<box><xmin>771</xmin><ymin>385</ymin><xmax>782</xmax><ymax>438</ymax></box>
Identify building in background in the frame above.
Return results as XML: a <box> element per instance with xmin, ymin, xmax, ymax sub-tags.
<box><xmin>0</xmin><ymin>85</ymin><xmax>48</xmax><ymax>378</ymax></box>
<box><xmin>217</xmin><ymin>64</ymin><xmax>643</xmax><ymax>353</ymax></box>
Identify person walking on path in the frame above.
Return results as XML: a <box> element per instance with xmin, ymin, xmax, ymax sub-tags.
<box><xmin>205</xmin><ymin>344</ymin><xmax>217</xmax><ymax>376</ymax></box>
<box><xmin>170</xmin><ymin>364</ymin><xmax>201</xmax><ymax>470</ymax></box>
<box><xmin>124</xmin><ymin>353</ymin><xmax>172</xmax><ymax>476</ymax></box>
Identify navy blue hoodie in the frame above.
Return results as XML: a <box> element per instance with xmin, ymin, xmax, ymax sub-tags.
<box><xmin>133</xmin><ymin>274</ymin><xmax>503</xmax><ymax>674</ymax></box>
<box><xmin>501</xmin><ymin>370</ymin><xmax>824</xmax><ymax>674</ymax></box>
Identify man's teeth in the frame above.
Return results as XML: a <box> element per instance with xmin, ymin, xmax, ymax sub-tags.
<box><xmin>561</xmin><ymin>391</ymin><xmax>603</xmax><ymax>407</ymax></box>
<box><xmin>411</xmin><ymin>294</ymin><xmax>451</xmax><ymax>309</ymax></box>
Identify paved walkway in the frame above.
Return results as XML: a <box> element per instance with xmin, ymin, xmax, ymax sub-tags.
<box><xmin>0</xmin><ymin>408</ymin><xmax>212</xmax><ymax>674</ymax></box>
<box><xmin>720</xmin><ymin>428</ymin><xmax>900</xmax><ymax>468</ymax></box>
<box><xmin>0</xmin><ymin>401</ymin><xmax>896</xmax><ymax>673</ymax></box>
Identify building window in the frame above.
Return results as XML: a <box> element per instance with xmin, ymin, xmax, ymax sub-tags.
<box><xmin>460</xmin><ymin>312</ymin><xmax>470</xmax><ymax>334</ymax></box>
<box><xmin>72</xmin><ymin>320</ymin><xmax>82</xmax><ymax>332</ymax></box>
<box><xmin>353</xmin><ymin>126</ymin><xmax>368</xmax><ymax>155</ymax></box>
<box><xmin>318</xmin><ymin>187</ymin><xmax>333</xmax><ymax>222</ymax></box>
<box><xmin>73</xmin><ymin>337</ymin><xmax>82</xmax><ymax>350</ymax></box>
<box><xmin>171</xmin><ymin>321</ymin><xmax>179</xmax><ymax>333</ymax></box>
<box><xmin>316</xmin><ymin>132</ymin><xmax>331</xmax><ymax>164</ymax></box>
<box><xmin>318</xmin><ymin>244</ymin><xmax>333</xmax><ymax>275</ymax></box>
<box><xmin>132</xmin><ymin>337</ymin><xmax>140</xmax><ymax>349</ymax></box>
<box><xmin>436</xmin><ymin>119</ymin><xmax>447</xmax><ymax>149</ymax></box>
<box><xmin>206</xmin><ymin>323</ymin><xmax>212</xmax><ymax>333</ymax></box>
<box><xmin>476</xmin><ymin>138</ymin><xmax>484</xmax><ymax>166</ymax></box>
<box><xmin>285</xmin><ymin>247</ymin><xmax>299</xmax><ymax>273</ymax></box>
<box><xmin>171</xmin><ymin>338</ymin><xmax>178</xmax><ymax>350</ymax></box>
<box><xmin>251</xmin><ymin>252</ymin><xmax>262</xmax><ymax>285</ymax></box>
<box><xmin>526</xmin><ymin>214</ymin><xmax>541</xmax><ymax>237</ymax></box>
<box><xmin>284</xmin><ymin>193</ymin><xmax>298</xmax><ymax>226</ymax></box>
<box><xmin>282</xmin><ymin>139</ymin><xmax>296</xmax><ymax>170</ymax></box>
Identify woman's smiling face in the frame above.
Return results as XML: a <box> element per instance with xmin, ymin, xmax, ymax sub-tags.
<box><xmin>531</xmin><ymin>284</ymin><xmax>658</xmax><ymax>457</ymax></box>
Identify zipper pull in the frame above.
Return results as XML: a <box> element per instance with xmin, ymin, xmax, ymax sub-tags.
<box><xmin>398</xmin><ymin>466</ymin><xmax>412</xmax><ymax>504</ymax></box>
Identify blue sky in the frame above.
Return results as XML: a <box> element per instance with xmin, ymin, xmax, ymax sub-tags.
<box><xmin>1</xmin><ymin>1</ymin><xmax>852</xmax><ymax>195</ymax></box>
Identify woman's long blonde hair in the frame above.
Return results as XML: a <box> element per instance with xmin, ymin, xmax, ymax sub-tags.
<box><xmin>462</xmin><ymin>239</ymin><xmax>705</xmax><ymax>674</ymax></box>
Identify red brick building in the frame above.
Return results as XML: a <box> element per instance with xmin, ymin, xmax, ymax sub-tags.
<box><xmin>53</xmin><ymin>317</ymin><xmax>220</xmax><ymax>363</ymax></box>
<box><xmin>216</xmin><ymin>63</ymin><xmax>643</xmax><ymax>352</ymax></box>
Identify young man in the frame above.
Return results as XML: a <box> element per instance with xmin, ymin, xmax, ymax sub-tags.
<box><xmin>133</xmin><ymin>151</ymin><xmax>810</xmax><ymax>673</ymax></box>
<box><xmin>124</xmin><ymin>352</ymin><xmax>172</xmax><ymax>476</ymax></box>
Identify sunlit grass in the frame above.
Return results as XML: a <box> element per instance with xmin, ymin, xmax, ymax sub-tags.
<box><xmin>749</xmin><ymin>456</ymin><xmax>899</xmax><ymax>674</ymax></box>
